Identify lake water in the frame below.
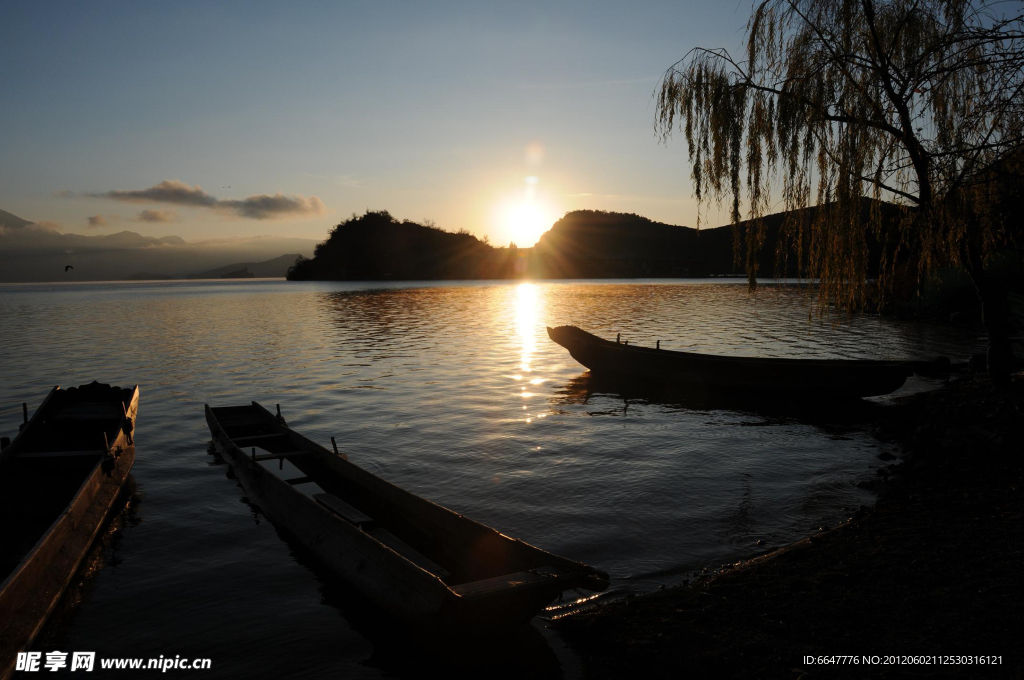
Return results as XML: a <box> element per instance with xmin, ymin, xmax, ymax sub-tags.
<box><xmin>0</xmin><ymin>279</ymin><xmax>978</xmax><ymax>678</ymax></box>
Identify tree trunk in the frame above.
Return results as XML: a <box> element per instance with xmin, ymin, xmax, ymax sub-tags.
<box><xmin>964</xmin><ymin>247</ymin><xmax>1015</xmax><ymax>388</ymax></box>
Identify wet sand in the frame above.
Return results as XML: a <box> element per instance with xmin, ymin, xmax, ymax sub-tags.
<box><xmin>556</xmin><ymin>375</ymin><xmax>1023</xmax><ymax>678</ymax></box>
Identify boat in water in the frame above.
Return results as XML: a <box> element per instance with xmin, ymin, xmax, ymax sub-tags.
<box><xmin>0</xmin><ymin>382</ymin><xmax>139</xmax><ymax>678</ymax></box>
<box><xmin>547</xmin><ymin>325</ymin><xmax>948</xmax><ymax>399</ymax></box>
<box><xmin>205</xmin><ymin>401</ymin><xmax>609</xmax><ymax>628</ymax></box>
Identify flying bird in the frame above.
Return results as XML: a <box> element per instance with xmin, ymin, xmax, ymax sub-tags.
<box><xmin>64</xmin><ymin>265</ymin><xmax>74</xmax><ymax>272</ymax></box>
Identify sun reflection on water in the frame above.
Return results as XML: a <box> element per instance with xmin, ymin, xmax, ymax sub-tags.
<box><xmin>515</xmin><ymin>282</ymin><xmax>538</xmax><ymax>374</ymax></box>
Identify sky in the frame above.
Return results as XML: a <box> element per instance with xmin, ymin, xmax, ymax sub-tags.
<box><xmin>0</xmin><ymin>1</ymin><xmax>752</xmax><ymax>247</ymax></box>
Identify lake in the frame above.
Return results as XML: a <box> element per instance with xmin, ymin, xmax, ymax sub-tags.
<box><xmin>0</xmin><ymin>279</ymin><xmax>978</xmax><ymax>678</ymax></box>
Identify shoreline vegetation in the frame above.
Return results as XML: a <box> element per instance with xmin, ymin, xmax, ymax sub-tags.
<box><xmin>554</xmin><ymin>375</ymin><xmax>1023</xmax><ymax>678</ymax></box>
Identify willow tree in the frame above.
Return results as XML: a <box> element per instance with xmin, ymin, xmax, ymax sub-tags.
<box><xmin>656</xmin><ymin>0</ymin><xmax>1023</xmax><ymax>382</ymax></box>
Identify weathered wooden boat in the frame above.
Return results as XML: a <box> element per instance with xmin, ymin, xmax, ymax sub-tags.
<box><xmin>205</xmin><ymin>402</ymin><xmax>609</xmax><ymax>628</ymax></box>
<box><xmin>0</xmin><ymin>382</ymin><xmax>139</xmax><ymax>679</ymax></box>
<box><xmin>548</xmin><ymin>325</ymin><xmax>948</xmax><ymax>398</ymax></box>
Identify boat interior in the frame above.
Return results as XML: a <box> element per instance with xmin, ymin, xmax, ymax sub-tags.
<box><xmin>0</xmin><ymin>385</ymin><xmax>134</xmax><ymax>587</ymax></box>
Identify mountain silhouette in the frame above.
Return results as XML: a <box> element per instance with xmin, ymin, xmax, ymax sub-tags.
<box><xmin>0</xmin><ymin>209</ymin><xmax>316</xmax><ymax>282</ymax></box>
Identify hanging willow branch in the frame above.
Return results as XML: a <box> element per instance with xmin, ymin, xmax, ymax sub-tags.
<box><xmin>656</xmin><ymin>0</ymin><xmax>1024</xmax><ymax>314</ymax></box>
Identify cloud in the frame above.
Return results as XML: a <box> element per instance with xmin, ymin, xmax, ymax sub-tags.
<box><xmin>218</xmin><ymin>194</ymin><xmax>326</xmax><ymax>219</ymax></box>
<box><xmin>136</xmin><ymin>209</ymin><xmax>177</xmax><ymax>223</ymax></box>
<box><xmin>86</xmin><ymin>215</ymin><xmax>108</xmax><ymax>228</ymax></box>
<box><xmin>54</xmin><ymin>190</ymin><xmax>76</xmax><ymax>199</ymax></box>
<box><xmin>93</xmin><ymin>179</ymin><xmax>218</xmax><ymax>208</ymax></box>
<box><xmin>89</xmin><ymin>179</ymin><xmax>325</xmax><ymax>220</ymax></box>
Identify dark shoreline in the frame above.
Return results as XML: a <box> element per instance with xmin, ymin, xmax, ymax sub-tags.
<box><xmin>554</xmin><ymin>375</ymin><xmax>1023</xmax><ymax>678</ymax></box>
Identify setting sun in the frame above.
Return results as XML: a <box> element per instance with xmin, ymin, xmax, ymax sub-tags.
<box><xmin>501</xmin><ymin>201</ymin><xmax>552</xmax><ymax>248</ymax></box>
<box><xmin>495</xmin><ymin>175</ymin><xmax>554</xmax><ymax>247</ymax></box>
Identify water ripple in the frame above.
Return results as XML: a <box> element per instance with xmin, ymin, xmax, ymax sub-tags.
<box><xmin>0</xmin><ymin>279</ymin><xmax>977</xmax><ymax>677</ymax></box>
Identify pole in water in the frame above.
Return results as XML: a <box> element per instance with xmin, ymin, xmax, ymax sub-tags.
<box><xmin>276</xmin><ymin>404</ymin><xmax>282</xmax><ymax>418</ymax></box>
<box><xmin>657</xmin><ymin>340</ymin><xmax>660</xmax><ymax>349</ymax></box>
<box><xmin>22</xmin><ymin>402</ymin><xmax>28</xmax><ymax>425</ymax></box>
<box><xmin>616</xmin><ymin>333</ymin><xmax>620</xmax><ymax>344</ymax></box>
<box><xmin>331</xmin><ymin>437</ymin><xmax>339</xmax><ymax>455</ymax></box>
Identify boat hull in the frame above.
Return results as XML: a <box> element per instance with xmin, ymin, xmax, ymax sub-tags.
<box><xmin>548</xmin><ymin>325</ymin><xmax>917</xmax><ymax>398</ymax></box>
<box><xmin>207</xmin><ymin>413</ymin><xmax>448</xmax><ymax>623</ymax></box>
<box><xmin>206</xmin><ymin>402</ymin><xmax>608</xmax><ymax>628</ymax></box>
<box><xmin>0</xmin><ymin>383</ymin><xmax>138</xmax><ymax>680</ymax></box>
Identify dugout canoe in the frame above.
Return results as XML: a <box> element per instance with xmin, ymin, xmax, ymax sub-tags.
<box><xmin>205</xmin><ymin>402</ymin><xmax>609</xmax><ymax>628</ymax></box>
<box><xmin>547</xmin><ymin>325</ymin><xmax>949</xmax><ymax>398</ymax></box>
<box><xmin>0</xmin><ymin>382</ymin><xmax>139</xmax><ymax>679</ymax></box>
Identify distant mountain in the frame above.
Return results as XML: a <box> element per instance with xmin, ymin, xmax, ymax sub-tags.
<box><xmin>188</xmin><ymin>254</ymin><xmax>302</xmax><ymax>279</ymax></box>
<box><xmin>123</xmin><ymin>272</ymin><xmax>177</xmax><ymax>280</ymax></box>
<box><xmin>0</xmin><ymin>210</ymin><xmax>317</xmax><ymax>282</ymax></box>
<box><xmin>0</xmin><ymin>209</ymin><xmax>34</xmax><ymax>231</ymax></box>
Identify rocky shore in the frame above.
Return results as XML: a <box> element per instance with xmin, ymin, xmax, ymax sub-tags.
<box><xmin>555</xmin><ymin>375</ymin><xmax>1023</xmax><ymax>678</ymax></box>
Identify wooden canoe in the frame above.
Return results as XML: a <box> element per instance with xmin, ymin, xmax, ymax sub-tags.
<box><xmin>205</xmin><ymin>402</ymin><xmax>609</xmax><ymax>628</ymax></box>
<box><xmin>547</xmin><ymin>325</ymin><xmax>946</xmax><ymax>398</ymax></box>
<box><xmin>0</xmin><ymin>382</ymin><xmax>139</xmax><ymax>679</ymax></box>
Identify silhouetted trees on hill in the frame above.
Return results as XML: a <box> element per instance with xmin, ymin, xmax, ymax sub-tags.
<box><xmin>287</xmin><ymin>211</ymin><xmax>525</xmax><ymax>280</ymax></box>
<box><xmin>533</xmin><ymin>210</ymin><xmax>736</xmax><ymax>277</ymax></box>
<box><xmin>287</xmin><ymin>206</ymin><xmax>910</xmax><ymax>281</ymax></box>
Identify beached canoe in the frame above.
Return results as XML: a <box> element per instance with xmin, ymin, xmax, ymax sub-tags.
<box><xmin>205</xmin><ymin>402</ymin><xmax>609</xmax><ymax>628</ymax></box>
<box><xmin>0</xmin><ymin>382</ymin><xmax>139</xmax><ymax>679</ymax></box>
<box><xmin>547</xmin><ymin>325</ymin><xmax>946</xmax><ymax>398</ymax></box>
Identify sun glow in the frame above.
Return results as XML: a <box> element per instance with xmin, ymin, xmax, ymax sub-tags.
<box><xmin>496</xmin><ymin>175</ymin><xmax>554</xmax><ymax>247</ymax></box>
<box><xmin>502</xmin><ymin>201</ymin><xmax>552</xmax><ymax>248</ymax></box>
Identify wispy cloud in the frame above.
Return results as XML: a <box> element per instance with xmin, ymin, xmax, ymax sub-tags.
<box><xmin>136</xmin><ymin>209</ymin><xmax>177</xmax><ymax>223</ymax></box>
<box><xmin>92</xmin><ymin>180</ymin><xmax>217</xmax><ymax>208</ymax></box>
<box><xmin>88</xmin><ymin>179</ymin><xmax>326</xmax><ymax>220</ymax></box>
<box><xmin>218</xmin><ymin>194</ymin><xmax>325</xmax><ymax>219</ymax></box>
<box><xmin>86</xmin><ymin>215</ymin><xmax>108</xmax><ymax>228</ymax></box>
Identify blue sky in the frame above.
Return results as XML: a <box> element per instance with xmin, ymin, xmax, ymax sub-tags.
<box><xmin>1</xmin><ymin>1</ymin><xmax>750</xmax><ymax>245</ymax></box>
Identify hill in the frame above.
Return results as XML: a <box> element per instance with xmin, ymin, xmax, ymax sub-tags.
<box><xmin>0</xmin><ymin>210</ymin><xmax>317</xmax><ymax>282</ymax></box>
<box><xmin>287</xmin><ymin>211</ymin><xmax>521</xmax><ymax>280</ymax></box>
<box><xmin>288</xmin><ymin>207</ymin><xmax>856</xmax><ymax>281</ymax></box>
<box><xmin>188</xmin><ymin>254</ymin><xmax>303</xmax><ymax>279</ymax></box>
<box><xmin>532</xmin><ymin>211</ymin><xmax>738</xmax><ymax>278</ymax></box>
<box><xmin>0</xmin><ymin>209</ymin><xmax>34</xmax><ymax>231</ymax></box>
